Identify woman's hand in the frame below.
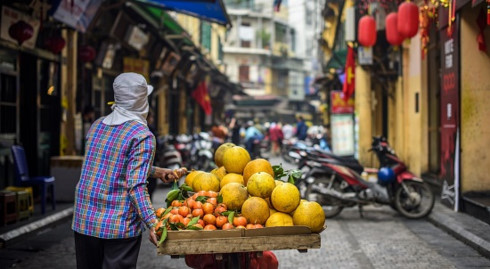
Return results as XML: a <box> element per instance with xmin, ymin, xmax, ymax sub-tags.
<box><xmin>153</xmin><ymin>167</ymin><xmax>188</xmax><ymax>183</ymax></box>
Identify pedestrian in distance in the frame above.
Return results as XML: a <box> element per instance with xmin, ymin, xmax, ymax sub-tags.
<box><xmin>295</xmin><ymin>116</ymin><xmax>308</xmax><ymax>141</ymax></box>
<box><xmin>282</xmin><ymin>122</ymin><xmax>294</xmax><ymax>140</ymax></box>
<box><xmin>269</xmin><ymin>122</ymin><xmax>284</xmax><ymax>157</ymax></box>
<box><xmin>72</xmin><ymin>73</ymin><xmax>183</xmax><ymax>269</ymax></box>
<box><xmin>244</xmin><ymin>120</ymin><xmax>263</xmax><ymax>156</ymax></box>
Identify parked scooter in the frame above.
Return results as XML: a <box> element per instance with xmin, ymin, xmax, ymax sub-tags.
<box><xmin>157</xmin><ymin>136</ymin><xmax>183</xmax><ymax>170</ymax></box>
<box><xmin>300</xmin><ymin>136</ymin><xmax>435</xmax><ymax>219</ymax></box>
<box><xmin>173</xmin><ymin>134</ymin><xmax>193</xmax><ymax>168</ymax></box>
<box><xmin>287</xmin><ymin>143</ymin><xmax>363</xmax><ymax>198</ymax></box>
<box><xmin>189</xmin><ymin>132</ymin><xmax>215</xmax><ymax>171</ymax></box>
<box><xmin>156</xmin><ymin>136</ymin><xmax>183</xmax><ymax>185</ymax></box>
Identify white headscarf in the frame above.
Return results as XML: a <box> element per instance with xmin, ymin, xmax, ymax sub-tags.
<box><xmin>102</xmin><ymin>73</ymin><xmax>154</xmax><ymax>126</ymax></box>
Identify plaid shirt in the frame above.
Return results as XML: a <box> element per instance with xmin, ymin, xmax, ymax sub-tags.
<box><xmin>72</xmin><ymin>118</ymin><xmax>157</xmax><ymax>239</ymax></box>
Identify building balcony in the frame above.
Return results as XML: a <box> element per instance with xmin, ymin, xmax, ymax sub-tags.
<box><xmin>223</xmin><ymin>46</ymin><xmax>271</xmax><ymax>55</ymax></box>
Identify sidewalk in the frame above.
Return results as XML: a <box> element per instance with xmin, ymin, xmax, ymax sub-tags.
<box><xmin>428</xmin><ymin>201</ymin><xmax>490</xmax><ymax>258</ymax></box>
<box><xmin>0</xmin><ymin>203</ymin><xmax>73</xmax><ymax>248</ymax></box>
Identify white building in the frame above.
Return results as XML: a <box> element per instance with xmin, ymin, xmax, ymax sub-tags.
<box><xmin>223</xmin><ymin>0</ymin><xmax>304</xmax><ymax>99</ymax></box>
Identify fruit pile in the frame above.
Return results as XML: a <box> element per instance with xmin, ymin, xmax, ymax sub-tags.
<box><xmin>154</xmin><ymin>143</ymin><xmax>325</xmax><ymax>245</ymax></box>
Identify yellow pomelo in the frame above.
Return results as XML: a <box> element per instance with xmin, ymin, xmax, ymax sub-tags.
<box><xmin>247</xmin><ymin>172</ymin><xmax>276</xmax><ymax>198</ymax></box>
<box><xmin>271</xmin><ymin>183</ymin><xmax>300</xmax><ymax>213</ymax></box>
<box><xmin>223</xmin><ymin>146</ymin><xmax>251</xmax><ymax>174</ymax></box>
<box><xmin>290</xmin><ymin>199</ymin><xmax>308</xmax><ymax>216</ymax></box>
<box><xmin>219</xmin><ymin>182</ymin><xmax>248</xmax><ymax>211</ymax></box>
<box><xmin>192</xmin><ymin>172</ymin><xmax>220</xmax><ymax>192</ymax></box>
<box><xmin>214</xmin><ymin>143</ymin><xmax>235</xmax><ymax>167</ymax></box>
<box><xmin>210</xmin><ymin>166</ymin><xmax>227</xmax><ymax>181</ymax></box>
<box><xmin>220</xmin><ymin>173</ymin><xmax>244</xmax><ymax>189</ymax></box>
<box><xmin>241</xmin><ymin>197</ymin><xmax>270</xmax><ymax>225</ymax></box>
<box><xmin>292</xmin><ymin>201</ymin><xmax>325</xmax><ymax>232</ymax></box>
<box><xmin>242</xmin><ymin>159</ymin><xmax>274</xmax><ymax>185</ymax></box>
<box><xmin>266</xmin><ymin>212</ymin><xmax>294</xmax><ymax>227</ymax></box>
<box><xmin>185</xmin><ymin>170</ymin><xmax>204</xmax><ymax>190</ymax></box>
<box><xmin>275</xmin><ymin>180</ymin><xmax>284</xmax><ymax>187</ymax></box>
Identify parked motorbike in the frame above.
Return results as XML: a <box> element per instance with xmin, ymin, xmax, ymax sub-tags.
<box><xmin>156</xmin><ymin>136</ymin><xmax>183</xmax><ymax>185</ymax></box>
<box><xmin>189</xmin><ymin>132</ymin><xmax>215</xmax><ymax>171</ymax></box>
<box><xmin>300</xmin><ymin>136</ymin><xmax>435</xmax><ymax>219</ymax></box>
<box><xmin>288</xmin><ymin>144</ymin><xmax>363</xmax><ymax>198</ymax></box>
<box><xmin>157</xmin><ymin>136</ymin><xmax>183</xmax><ymax>169</ymax></box>
<box><xmin>174</xmin><ymin>134</ymin><xmax>193</xmax><ymax>168</ymax></box>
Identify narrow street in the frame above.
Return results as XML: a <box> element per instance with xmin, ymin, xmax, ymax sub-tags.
<box><xmin>1</xmin><ymin>157</ymin><xmax>489</xmax><ymax>269</ymax></box>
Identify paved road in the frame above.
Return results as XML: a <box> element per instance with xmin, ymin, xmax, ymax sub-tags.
<box><xmin>2</xmin><ymin>157</ymin><xmax>490</xmax><ymax>268</ymax></box>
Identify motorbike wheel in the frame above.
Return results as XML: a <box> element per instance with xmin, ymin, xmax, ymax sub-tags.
<box><xmin>305</xmin><ymin>177</ymin><xmax>344</xmax><ymax>218</ymax></box>
<box><xmin>394</xmin><ymin>181</ymin><xmax>435</xmax><ymax>219</ymax></box>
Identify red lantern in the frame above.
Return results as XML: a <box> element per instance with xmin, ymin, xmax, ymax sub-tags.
<box><xmin>385</xmin><ymin>12</ymin><xmax>404</xmax><ymax>46</ymax></box>
<box><xmin>8</xmin><ymin>20</ymin><xmax>34</xmax><ymax>46</ymax></box>
<box><xmin>45</xmin><ymin>36</ymin><xmax>66</xmax><ymax>54</ymax></box>
<box><xmin>358</xmin><ymin>15</ymin><xmax>377</xmax><ymax>47</ymax></box>
<box><xmin>397</xmin><ymin>2</ymin><xmax>419</xmax><ymax>39</ymax></box>
<box><xmin>79</xmin><ymin>45</ymin><xmax>96</xmax><ymax>62</ymax></box>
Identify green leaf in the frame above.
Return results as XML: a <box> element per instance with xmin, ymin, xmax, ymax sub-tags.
<box><xmin>291</xmin><ymin>170</ymin><xmax>302</xmax><ymax>179</ymax></box>
<box><xmin>175</xmin><ymin>223</ymin><xmax>185</xmax><ymax>229</ymax></box>
<box><xmin>187</xmin><ymin>216</ymin><xmax>200</xmax><ymax>227</ymax></box>
<box><xmin>158</xmin><ymin>225</ymin><xmax>168</xmax><ymax>245</ymax></box>
<box><xmin>228</xmin><ymin>211</ymin><xmax>235</xmax><ymax>225</ymax></box>
<box><xmin>171</xmin><ymin>180</ymin><xmax>179</xmax><ymax>190</ymax></box>
<box><xmin>217</xmin><ymin>194</ymin><xmax>223</xmax><ymax>204</ymax></box>
<box><xmin>272</xmin><ymin>165</ymin><xmax>285</xmax><ymax>179</ymax></box>
<box><xmin>180</xmin><ymin>184</ymin><xmax>193</xmax><ymax>192</ymax></box>
<box><xmin>162</xmin><ymin>207</ymin><xmax>173</xmax><ymax>218</ymax></box>
<box><xmin>196</xmin><ymin>196</ymin><xmax>209</xmax><ymax>203</ymax></box>
<box><xmin>165</xmin><ymin>189</ymin><xmax>180</xmax><ymax>203</ymax></box>
<box><xmin>288</xmin><ymin>174</ymin><xmax>295</xmax><ymax>184</ymax></box>
<box><xmin>187</xmin><ymin>225</ymin><xmax>203</xmax><ymax>230</ymax></box>
<box><xmin>169</xmin><ymin>223</ymin><xmax>179</xmax><ymax>230</ymax></box>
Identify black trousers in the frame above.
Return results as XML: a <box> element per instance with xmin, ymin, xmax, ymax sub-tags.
<box><xmin>74</xmin><ymin>232</ymin><xmax>142</xmax><ymax>269</ymax></box>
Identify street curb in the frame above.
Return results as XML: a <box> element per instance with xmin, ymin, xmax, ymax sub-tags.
<box><xmin>0</xmin><ymin>207</ymin><xmax>73</xmax><ymax>248</ymax></box>
<box><xmin>428</xmin><ymin>204</ymin><xmax>490</xmax><ymax>259</ymax></box>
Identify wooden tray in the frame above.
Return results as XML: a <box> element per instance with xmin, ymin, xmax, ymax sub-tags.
<box><xmin>157</xmin><ymin>226</ymin><xmax>323</xmax><ymax>255</ymax></box>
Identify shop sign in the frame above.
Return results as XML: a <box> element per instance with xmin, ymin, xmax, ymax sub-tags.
<box><xmin>331</xmin><ymin>91</ymin><xmax>355</xmax><ymax>114</ymax></box>
<box><xmin>0</xmin><ymin>6</ymin><xmax>41</xmax><ymax>49</ymax></box>
<box><xmin>439</xmin><ymin>15</ymin><xmax>460</xmax><ymax>211</ymax></box>
<box><xmin>52</xmin><ymin>0</ymin><xmax>102</xmax><ymax>33</ymax></box>
<box><xmin>125</xmin><ymin>25</ymin><xmax>149</xmax><ymax>51</ymax></box>
<box><xmin>123</xmin><ymin>57</ymin><xmax>150</xmax><ymax>82</ymax></box>
<box><xmin>331</xmin><ymin>114</ymin><xmax>355</xmax><ymax>156</ymax></box>
<box><xmin>358</xmin><ymin>46</ymin><xmax>373</xmax><ymax>65</ymax></box>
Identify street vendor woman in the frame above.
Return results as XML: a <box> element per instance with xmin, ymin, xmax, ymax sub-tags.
<box><xmin>72</xmin><ymin>72</ymin><xmax>183</xmax><ymax>269</ymax></box>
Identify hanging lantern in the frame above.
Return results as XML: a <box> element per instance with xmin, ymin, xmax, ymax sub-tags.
<box><xmin>385</xmin><ymin>12</ymin><xmax>404</xmax><ymax>46</ymax></box>
<box><xmin>398</xmin><ymin>2</ymin><xmax>419</xmax><ymax>38</ymax></box>
<box><xmin>79</xmin><ymin>45</ymin><xmax>96</xmax><ymax>62</ymax></box>
<box><xmin>358</xmin><ymin>15</ymin><xmax>377</xmax><ymax>47</ymax></box>
<box><xmin>45</xmin><ymin>36</ymin><xmax>66</xmax><ymax>54</ymax></box>
<box><xmin>8</xmin><ymin>20</ymin><xmax>34</xmax><ymax>46</ymax></box>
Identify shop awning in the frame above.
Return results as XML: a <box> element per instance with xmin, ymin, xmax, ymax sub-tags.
<box><xmin>135</xmin><ymin>0</ymin><xmax>231</xmax><ymax>27</ymax></box>
<box><xmin>325</xmin><ymin>48</ymin><xmax>347</xmax><ymax>70</ymax></box>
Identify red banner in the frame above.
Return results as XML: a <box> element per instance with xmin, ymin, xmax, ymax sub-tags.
<box><xmin>342</xmin><ymin>46</ymin><xmax>355</xmax><ymax>101</ymax></box>
<box><xmin>331</xmin><ymin>91</ymin><xmax>355</xmax><ymax>114</ymax></box>
<box><xmin>192</xmin><ymin>81</ymin><xmax>212</xmax><ymax>115</ymax></box>
<box><xmin>440</xmin><ymin>15</ymin><xmax>460</xmax><ymax>210</ymax></box>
